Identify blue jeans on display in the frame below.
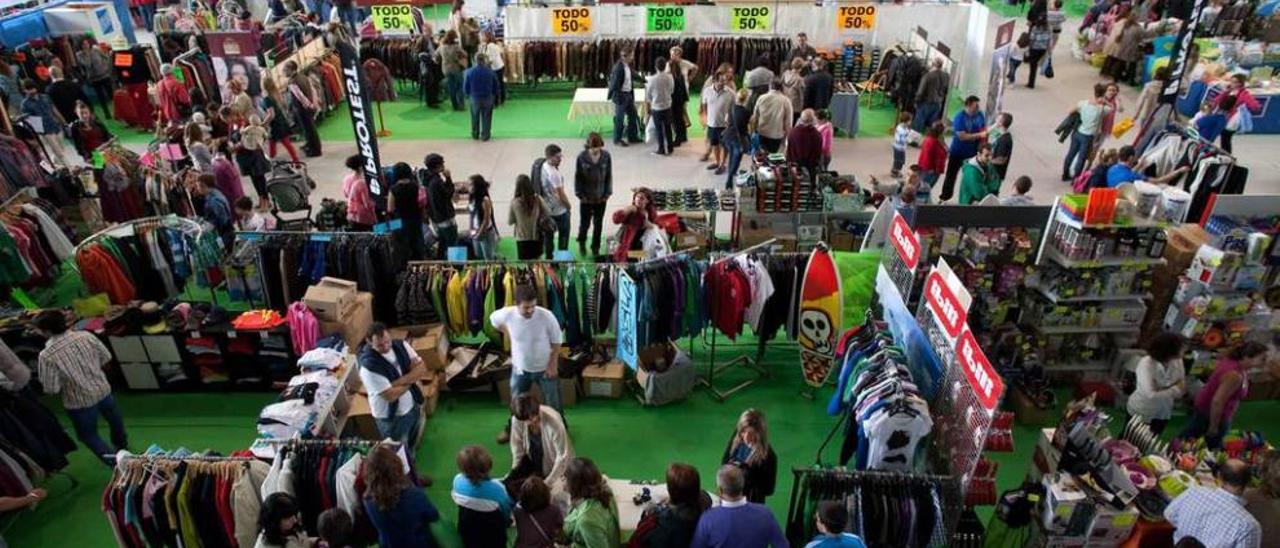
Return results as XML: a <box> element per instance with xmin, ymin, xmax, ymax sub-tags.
<box><xmin>67</xmin><ymin>394</ymin><xmax>128</xmax><ymax>465</ymax></box>
<box><xmin>511</xmin><ymin>370</ymin><xmax>561</xmax><ymax>411</ymax></box>
<box><xmin>543</xmin><ymin>212</ymin><xmax>570</xmax><ymax>258</ymax></box>
<box><xmin>1063</xmin><ymin>130</ymin><xmax>1094</xmax><ymax>178</ymax></box>
<box><xmin>376</xmin><ymin>405</ymin><xmax>421</xmax><ymax>447</ymax></box>
<box><xmin>470</xmin><ymin>95</ymin><xmax>494</xmax><ymax>140</ymax></box>
<box><xmin>613</xmin><ymin>95</ymin><xmax>640</xmax><ymax>144</ymax></box>
<box><xmin>913</xmin><ymin>101</ymin><xmax>942</xmax><ymax>132</ymax></box>
<box><xmin>725</xmin><ymin>139</ymin><xmax>743</xmax><ymax>189</ymax></box>
<box><xmin>445</xmin><ymin>73</ymin><xmax>464</xmax><ymax>110</ymax></box>
<box><xmin>1179</xmin><ymin>411</ymin><xmax>1229</xmax><ymax>450</ymax></box>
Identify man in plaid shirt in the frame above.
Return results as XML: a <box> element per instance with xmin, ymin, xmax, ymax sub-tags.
<box><xmin>36</xmin><ymin>311</ymin><xmax>128</xmax><ymax>466</ymax></box>
<box><xmin>1165</xmin><ymin>459</ymin><xmax>1261</xmax><ymax>548</ymax></box>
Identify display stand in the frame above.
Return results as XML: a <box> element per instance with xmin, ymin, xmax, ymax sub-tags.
<box><xmin>699</xmin><ymin>238</ymin><xmax>777</xmax><ymax>401</ymax></box>
<box><xmin>1026</xmin><ymin>197</ymin><xmax>1167</xmax><ymax>374</ymax></box>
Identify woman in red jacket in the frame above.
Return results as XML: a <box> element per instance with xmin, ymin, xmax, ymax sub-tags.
<box><xmin>610</xmin><ymin>188</ymin><xmax>657</xmax><ymax>263</ymax></box>
<box><xmin>1216</xmin><ymin>74</ymin><xmax>1261</xmax><ymax>153</ymax></box>
<box><xmin>917</xmin><ymin>121</ymin><xmax>947</xmax><ymax>189</ymax></box>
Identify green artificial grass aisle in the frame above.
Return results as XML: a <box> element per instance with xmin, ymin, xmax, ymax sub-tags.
<box><xmin>9</xmin><ymin>329</ymin><xmax>1280</xmax><ymax>546</ymax></box>
<box><xmin>315</xmin><ymin>89</ymin><xmax>905</xmax><ymax>142</ymax></box>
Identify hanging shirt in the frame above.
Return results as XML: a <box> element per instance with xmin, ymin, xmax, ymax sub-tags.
<box><xmin>735</xmin><ymin>256</ymin><xmax>774</xmax><ymax>334</ymax></box>
<box><xmin>862</xmin><ymin>404</ymin><xmax>933</xmax><ymax>472</ymax></box>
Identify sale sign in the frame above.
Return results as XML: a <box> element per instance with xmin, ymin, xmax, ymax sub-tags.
<box><xmin>647</xmin><ymin>6</ymin><xmax>685</xmax><ymax>32</ymax></box>
<box><xmin>371</xmin><ymin>5</ymin><xmax>415</xmax><ymax>31</ymax></box>
<box><xmin>835</xmin><ymin>4</ymin><xmax>877</xmax><ymax>31</ymax></box>
<box><xmin>924</xmin><ymin>268</ymin><xmax>967</xmax><ymax>339</ymax></box>
<box><xmin>957</xmin><ymin>328</ymin><xmax>1004</xmax><ymax>413</ymax></box>
<box><xmin>552</xmin><ymin>8</ymin><xmax>592</xmax><ymax>35</ymax></box>
<box><xmin>729</xmin><ymin>6</ymin><xmax>771</xmax><ymax>33</ymax></box>
<box><xmin>888</xmin><ymin>211</ymin><xmax>920</xmax><ymax>272</ymax></box>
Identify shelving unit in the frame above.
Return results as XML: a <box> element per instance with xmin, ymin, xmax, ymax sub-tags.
<box><xmin>1023</xmin><ymin>197</ymin><xmax>1172</xmax><ymax>376</ymax></box>
<box><xmin>1034</xmin><ymin>287</ymin><xmax>1153</xmax><ymax>304</ymax></box>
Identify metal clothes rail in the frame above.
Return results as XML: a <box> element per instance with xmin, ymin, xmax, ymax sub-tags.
<box><xmin>700</xmin><ymin>238</ymin><xmax>778</xmax><ymax>401</ymax></box>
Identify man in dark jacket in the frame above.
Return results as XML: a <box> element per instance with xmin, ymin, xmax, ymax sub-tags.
<box><xmin>803</xmin><ymin>59</ymin><xmax>834</xmax><ymax>111</ymax></box>
<box><xmin>463</xmin><ymin>53</ymin><xmax>499</xmax><ymax>141</ymax></box>
<box><xmin>45</xmin><ymin>67</ymin><xmax>89</xmax><ymax>123</ymax></box>
<box><xmin>786</xmin><ymin>109</ymin><xmax>824</xmax><ymax>180</ymax></box>
<box><xmin>913</xmin><ymin>59</ymin><xmax>950</xmax><ymax>131</ymax></box>
<box><xmin>606</xmin><ymin>47</ymin><xmax>641</xmax><ymax>147</ymax></box>
<box><xmin>422</xmin><ymin>153</ymin><xmax>457</xmax><ymax>258</ymax></box>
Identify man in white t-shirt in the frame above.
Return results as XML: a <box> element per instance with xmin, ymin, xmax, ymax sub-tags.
<box><xmin>358</xmin><ymin>323</ymin><xmax>429</xmax><ymax>448</ymax></box>
<box><xmin>702</xmin><ymin>71</ymin><xmax>735</xmax><ymax>175</ymax></box>
<box><xmin>492</xmin><ymin>284</ymin><xmax>564</xmax><ymax>444</ymax></box>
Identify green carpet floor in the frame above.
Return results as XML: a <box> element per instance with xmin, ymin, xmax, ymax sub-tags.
<box><xmin>98</xmin><ymin>88</ymin><xmax>907</xmax><ymax>146</ymax></box>
<box><xmin>7</xmin><ymin>330</ymin><xmax>1280</xmax><ymax>546</ymax></box>
<box><xmin>985</xmin><ymin>0</ymin><xmax>1093</xmax><ymax>19</ymax></box>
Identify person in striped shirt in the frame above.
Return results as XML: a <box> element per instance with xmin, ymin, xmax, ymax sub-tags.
<box><xmin>35</xmin><ymin>310</ymin><xmax>127</xmax><ymax>466</ymax></box>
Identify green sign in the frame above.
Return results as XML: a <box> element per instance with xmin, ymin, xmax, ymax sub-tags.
<box><xmin>729</xmin><ymin>6</ymin><xmax>770</xmax><ymax>33</ymax></box>
<box><xmin>646</xmin><ymin>6</ymin><xmax>685</xmax><ymax>33</ymax></box>
<box><xmin>371</xmin><ymin>4</ymin><xmax>416</xmax><ymax>31</ymax></box>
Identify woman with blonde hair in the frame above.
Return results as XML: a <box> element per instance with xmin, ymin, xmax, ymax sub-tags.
<box><xmin>720</xmin><ymin>408</ymin><xmax>778</xmax><ymax>503</ymax></box>
<box><xmin>259</xmin><ymin>77</ymin><xmax>301</xmax><ymax>163</ymax></box>
<box><xmin>363</xmin><ymin>443</ymin><xmax>441</xmax><ymax>547</ymax></box>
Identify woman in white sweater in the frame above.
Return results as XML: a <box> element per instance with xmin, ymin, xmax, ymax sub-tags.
<box><xmin>1127</xmin><ymin>332</ymin><xmax>1187</xmax><ymax>434</ymax></box>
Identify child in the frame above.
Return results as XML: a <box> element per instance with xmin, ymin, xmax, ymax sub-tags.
<box><xmin>1000</xmin><ymin>176</ymin><xmax>1035</xmax><ymax>206</ymax></box>
<box><xmin>316</xmin><ymin>508</ymin><xmax>353</xmax><ymax>548</ymax></box>
<box><xmin>1008</xmin><ymin>31</ymin><xmax>1029</xmax><ymax>82</ymax></box>
<box><xmin>235</xmin><ymin>196</ymin><xmax>274</xmax><ymax>231</ymax></box>
<box><xmin>1192</xmin><ymin>95</ymin><xmax>1233</xmax><ymax>143</ymax></box>
<box><xmin>891</xmin><ymin>111</ymin><xmax>914</xmax><ymax>178</ymax></box>
<box><xmin>907</xmin><ymin>164</ymin><xmax>932</xmax><ymax>205</ymax></box>
<box><xmin>512</xmin><ymin>476</ymin><xmax>563</xmax><ymax>548</ymax></box>
<box><xmin>816</xmin><ymin>109</ymin><xmax>834</xmax><ymax>171</ymax></box>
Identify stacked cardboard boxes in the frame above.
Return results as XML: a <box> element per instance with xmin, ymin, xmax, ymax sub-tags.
<box><xmin>304</xmin><ymin>277</ymin><xmax>373</xmax><ymax>350</ymax></box>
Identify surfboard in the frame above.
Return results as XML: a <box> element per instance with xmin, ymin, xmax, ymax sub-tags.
<box><xmin>798</xmin><ymin>246</ymin><xmax>842</xmax><ymax>388</ymax></box>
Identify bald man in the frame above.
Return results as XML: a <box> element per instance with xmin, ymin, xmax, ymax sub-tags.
<box><xmin>1165</xmin><ymin>459</ymin><xmax>1261</xmax><ymax>548</ymax></box>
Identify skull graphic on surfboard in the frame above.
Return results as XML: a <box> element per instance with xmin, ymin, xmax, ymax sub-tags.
<box><xmin>799</xmin><ymin>247</ymin><xmax>842</xmax><ymax>387</ymax></box>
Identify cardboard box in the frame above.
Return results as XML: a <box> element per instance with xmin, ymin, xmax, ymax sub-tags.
<box><xmin>582</xmin><ymin>360</ymin><xmax>626</xmax><ymax>398</ymax></box>
<box><xmin>674</xmin><ymin>231</ymin><xmax>707</xmax><ymax>251</ymax></box>
<box><xmin>320</xmin><ymin>292</ymin><xmax>373</xmax><ymax>349</ymax></box>
<box><xmin>1088</xmin><ymin>504</ymin><xmax>1139</xmax><ymax>544</ymax></box>
<box><xmin>830</xmin><ymin>229</ymin><xmax>857</xmax><ymax>252</ymax></box>
<box><xmin>344</xmin><ymin>393</ymin><xmax>382</xmax><ymax>440</ymax></box>
<box><xmin>304</xmin><ymin>277</ymin><xmax>358</xmax><ymax>320</ymax></box>
<box><xmin>739</xmin><ymin>221</ymin><xmax>774</xmax><ymax>248</ymax></box>
<box><xmin>496</xmin><ymin>374</ymin><xmax>579</xmax><ymax>407</ymax></box>
<box><xmin>390</xmin><ymin>324</ymin><xmax>450</xmax><ymax>371</ymax></box>
<box><xmin>419</xmin><ymin>369</ymin><xmax>441</xmax><ymax>416</ymax></box>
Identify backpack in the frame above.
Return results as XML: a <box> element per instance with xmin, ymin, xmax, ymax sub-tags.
<box><xmin>529</xmin><ymin>157</ymin><xmax>548</xmax><ymax>197</ymax></box>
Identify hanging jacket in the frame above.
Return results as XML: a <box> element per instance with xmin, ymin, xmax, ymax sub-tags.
<box><xmin>1054</xmin><ymin>111</ymin><xmax>1081</xmax><ymax>143</ymax></box>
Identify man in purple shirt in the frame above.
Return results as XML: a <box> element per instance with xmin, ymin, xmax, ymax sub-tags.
<box><xmin>691</xmin><ymin>465</ymin><xmax>790</xmax><ymax>548</ymax></box>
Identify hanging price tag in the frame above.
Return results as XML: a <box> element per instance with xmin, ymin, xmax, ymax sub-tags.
<box><xmin>835</xmin><ymin>4</ymin><xmax>877</xmax><ymax>31</ymax></box>
<box><xmin>371</xmin><ymin>4</ymin><xmax>415</xmax><ymax>31</ymax></box>
<box><xmin>729</xmin><ymin>6</ymin><xmax>770</xmax><ymax>33</ymax></box>
<box><xmin>646</xmin><ymin>6</ymin><xmax>685</xmax><ymax>33</ymax></box>
<box><xmin>551</xmin><ymin>8</ymin><xmax>591</xmax><ymax>35</ymax></box>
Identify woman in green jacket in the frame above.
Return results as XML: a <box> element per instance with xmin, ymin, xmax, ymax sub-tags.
<box><xmin>958</xmin><ymin>142</ymin><xmax>1002</xmax><ymax>205</ymax></box>
<box><xmin>563</xmin><ymin>457</ymin><xmax>621</xmax><ymax>548</ymax></box>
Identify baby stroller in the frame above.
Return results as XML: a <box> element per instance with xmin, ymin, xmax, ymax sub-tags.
<box><xmin>267</xmin><ymin>160</ymin><xmax>317</xmax><ymax>231</ymax></box>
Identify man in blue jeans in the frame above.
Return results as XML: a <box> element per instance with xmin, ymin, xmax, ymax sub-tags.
<box><xmin>607</xmin><ymin>47</ymin><xmax>642</xmax><ymax>147</ymax></box>
<box><xmin>358</xmin><ymin>323</ymin><xmax>429</xmax><ymax>448</ymax></box>
<box><xmin>35</xmin><ymin>310</ymin><xmax>127</xmax><ymax>466</ymax></box>
<box><xmin>491</xmin><ymin>285</ymin><xmax>564</xmax><ymax>444</ymax></box>
<box><xmin>463</xmin><ymin>53</ymin><xmax>499</xmax><ymax>141</ymax></box>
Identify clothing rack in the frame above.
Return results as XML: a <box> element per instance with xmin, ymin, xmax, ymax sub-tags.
<box><xmin>784</xmin><ymin>465</ymin><xmax>964</xmax><ymax>547</ymax></box>
<box><xmin>404</xmin><ymin>258</ymin><xmax>602</xmax><ymax>266</ymax></box>
<box><xmin>72</xmin><ymin>215</ymin><xmax>203</xmax><ymax>257</ymax></box>
<box><xmin>701</xmin><ymin>238</ymin><xmax>777</xmax><ymax>401</ymax></box>
<box><xmin>0</xmin><ymin>187</ymin><xmax>35</xmax><ymax>211</ymax></box>
<box><xmin>111</xmin><ymin>452</ymin><xmax>257</xmax><ymax>462</ymax></box>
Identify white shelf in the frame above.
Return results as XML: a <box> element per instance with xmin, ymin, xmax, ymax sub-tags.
<box><xmin>1034</xmin><ymin>287</ymin><xmax>1153</xmax><ymax>304</ymax></box>
<box><xmin>1043</xmin><ymin>247</ymin><xmax>1166</xmax><ymax>269</ymax></box>
<box><xmin>1055</xmin><ymin>208</ymin><xmax>1168</xmax><ymax>230</ymax></box>
<box><xmin>1036</xmin><ymin>325</ymin><xmax>1142</xmax><ymax>335</ymax></box>
<box><xmin>1044</xmin><ymin>362</ymin><xmax>1113</xmax><ymax>372</ymax></box>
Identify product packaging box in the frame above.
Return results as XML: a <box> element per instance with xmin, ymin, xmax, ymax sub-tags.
<box><xmin>582</xmin><ymin>360</ymin><xmax>626</xmax><ymax>398</ymax></box>
<box><xmin>304</xmin><ymin>277</ymin><xmax>358</xmax><ymax>320</ymax></box>
<box><xmin>319</xmin><ymin>292</ymin><xmax>372</xmax><ymax>349</ymax></box>
<box><xmin>1041</xmin><ymin>476</ymin><xmax>1090</xmax><ymax>537</ymax></box>
<box><xmin>1088</xmin><ymin>505</ymin><xmax>1139</xmax><ymax>544</ymax></box>
<box><xmin>388</xmin><ymin>324</ymin><xmax>450</xmax><ymax>371</ymax></box>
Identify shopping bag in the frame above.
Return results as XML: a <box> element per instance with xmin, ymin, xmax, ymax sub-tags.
<box><xmin>645</xmin><ymin>116</ymin><xmax>657</xmax><ymax>144</ymax></box>
<box><xmin>1112</xmin><ymin>117</ymin><xmax>1135</xmax><ymax>138</ymax></box>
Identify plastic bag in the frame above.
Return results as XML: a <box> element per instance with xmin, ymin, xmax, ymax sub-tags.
<box><xmin>645</xmin><ymin>116</ymin><xmax>657</xmax><ymax>144</ymax></box>
<box><xmin>1112</xmin><ymin>117</ymin><xmax>1135</xmax><ymax>138</ymax></box>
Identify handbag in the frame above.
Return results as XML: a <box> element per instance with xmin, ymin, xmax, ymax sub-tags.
<box><xmin>538</xmin><ymin>214</ymin><xmax>557</xmax><ymax>235</ymax></box>
<box><xmin>518</xmin><ymin>505</ymin><xmax>556</xmax><ymax>547</ymax></box>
